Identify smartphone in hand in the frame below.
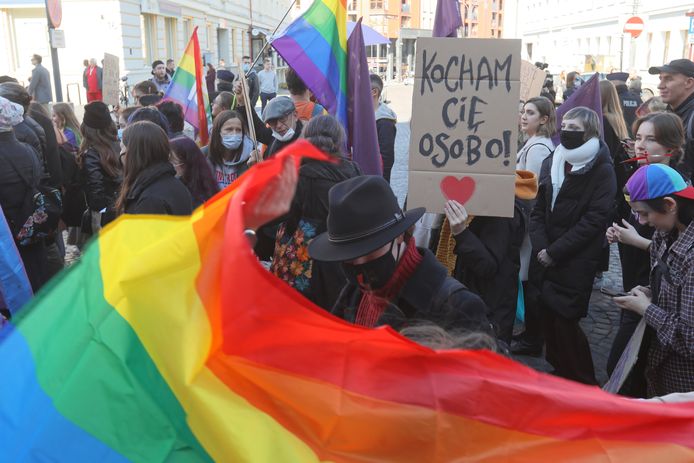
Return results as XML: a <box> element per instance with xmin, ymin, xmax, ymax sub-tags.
<box><xmin>601</xmin><ymin>287</ymin><xmax>628</xmax><ymax>298</ymax></box>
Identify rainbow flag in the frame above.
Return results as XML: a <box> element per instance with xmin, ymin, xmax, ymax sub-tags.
<box><xmin>164</xmin><ymin>27</ymin><xmax>212</xmax><ymax>146</ymax></box>
<box><xmin>271</xmin><ymin>0</ymin><xmax>348</xmax><ymax>127</ymax></box>
<box><xmin>3</xmin><ymin>141</ymin><xmax>694</xmax><ymax>461</ymax></box>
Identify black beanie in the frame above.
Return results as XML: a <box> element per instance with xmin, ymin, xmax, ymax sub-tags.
<box><xmin>83</xmin><ymin>101</ymin><xmax>113</xmax><ymax>130</ymax></box>
<box><xmin>152</xmin><ymin>60</ymin><xmax>164</xmax><ymax>70</ymax></box>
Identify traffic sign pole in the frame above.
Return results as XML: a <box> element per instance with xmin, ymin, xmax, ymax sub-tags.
<box><xmin>44</xmin><ymin>0</ymin><xmax>63</xmax><ymax>102</ymax></box>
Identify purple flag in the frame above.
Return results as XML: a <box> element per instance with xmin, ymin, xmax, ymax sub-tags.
<box><xmin>433</xmin><ymin>0</ymin><xmax>462</xmax><ymax>38</ymax></box>
<box><xmin>0</xmin><ymin>205</ymin><xmax>32</xmax><ymax>316</ymax></box>
<box><xmin>347</xmin><ymin>19</ymin><xmax>383</xmax><ymax>176</ymax></box>
<box><xmin>552</xmin><ymin>73</ymin><xmax>603</xmax><ymax>145</ymax></box>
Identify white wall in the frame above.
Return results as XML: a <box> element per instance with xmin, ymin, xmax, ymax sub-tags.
<box><xmin>518</xmin><ymin>0</ymin><xmax>693</xmax><ymax>78</ymax></box>
<box><xmin>0</xmin><ymin>0</ymin><xmax>291</xmax><ymax>102</ymax></box>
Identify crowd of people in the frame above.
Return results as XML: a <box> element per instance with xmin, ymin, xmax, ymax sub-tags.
<box><xmin>1</xmin><ymin>53</ymin><xmax>694</xmax><ymax>401</ymax></box>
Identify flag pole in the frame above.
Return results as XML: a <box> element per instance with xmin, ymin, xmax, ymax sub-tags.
<box><xmin>246</xmin><ymin>0</ymin><xmax>298</xmax><ymax>76</ymax></box>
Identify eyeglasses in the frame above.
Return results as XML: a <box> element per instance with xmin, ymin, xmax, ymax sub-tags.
<box><xmin>268</xmin><ymin>114</ymin><xmax>292</xmax><ymax>130</ymax></box>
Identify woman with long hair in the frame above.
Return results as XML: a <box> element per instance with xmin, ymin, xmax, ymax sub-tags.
<box><xmin>615</xmin><ymin>163</ymin><xmax>694</xmax><ymax>397</ymax></box>
<box><xmin>116</xmin><ymin>121</ymin><xmax>192</xmax><ymax>215</ymax></box>
<box><xmin>79</xmin><ymin>101</ymin><xmax>121</xmax><ymax>230</ymax></box>
<box><xmin>605</xmin><ymin>112</ymin><xmax>687</xmax><ymax>396</ymax></box>
<box><xmin>52</xmin><ymin>102</ymin><xmax>82</xmax><ymax>148</ymax></box>
<box><xmin>511</xmin><ymin>96</ymin><xmax>555</xmax><ymax>356</ymax></box>
<box><xmin>170</xmin><ymin>136</ymin><xmax>220</xmax><ymax>208</ymax></box>
<box><xmin>207</xmin><ymin>110</ymin><xmax>256</xmax><ymax>189</ymax></box>
<box><xmin>528</xmin><ymin>106</ymin><xmax>617</xmax><ymax>385</ymax></box>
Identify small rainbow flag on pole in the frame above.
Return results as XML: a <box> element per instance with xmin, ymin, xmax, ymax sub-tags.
<box><xmin>164</xmin><ymin>27</ymin><xmax>212</xmax><ymax>146</ymax></box>
<box><xmin>271</xmin><ymin>0</ymin><xmax>348</xmax><ymax>128</ymax></box>
<box><xmin>2</xmin><ymin>141</ymin><xmax>694</xmax><ymax>461</ymax></box>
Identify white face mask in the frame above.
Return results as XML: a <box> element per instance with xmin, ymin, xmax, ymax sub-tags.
<box><xmin>272</xmin><ymin>128</ymin><xmax>295</xmax><ymax>142</ymax></box>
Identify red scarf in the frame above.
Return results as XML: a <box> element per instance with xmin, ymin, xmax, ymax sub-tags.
<box><xmin>355</xmin><ymin>239</ymin><xmax>423</xmax><ymax>328</ymax></box>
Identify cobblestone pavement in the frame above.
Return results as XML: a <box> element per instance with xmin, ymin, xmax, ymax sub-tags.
<box><xmin>386</xmin><ymin>82</ymin><xmax>622</xmax><ymax>385</ymax></box>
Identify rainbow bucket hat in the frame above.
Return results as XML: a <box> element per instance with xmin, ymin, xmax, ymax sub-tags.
<box><xmin>626</xmin><ymin>164</ymin><xmax>694</xmax><ymax>202</ymax></box>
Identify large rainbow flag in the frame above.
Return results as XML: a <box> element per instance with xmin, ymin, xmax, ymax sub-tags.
<box><xmin>2</xmin><ymin>141</ymin><xmax>694</xmax><ymax>461</ymax></box>
<box><xmin>164</xmin><ymin>27</ymin><xmax>212</xmax><ymax>146</ymax></box>
<box><xmin>271</xmin><ymin>0</ymin><xmax>348</xmax><ymax>128</ymax></box>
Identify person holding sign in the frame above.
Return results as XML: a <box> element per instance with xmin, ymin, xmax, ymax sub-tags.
<box><xmin>445</xmin><ymin>170</ymin><xmax>538</xmax><ymax>345</ymax></box>
<box><xmin>605</xmin><ymin>115</ymin><xmax>687</xmax><ymax>396</ymax></box>
<box><xmin>528</xmin><ymin>107</ymin><xmax>616</xmax><ymax>385</ymax></box>
<box><xmin>615</xmin><ymin>164</ymin><xmax>694</xmax><ymax>397</ymax></box>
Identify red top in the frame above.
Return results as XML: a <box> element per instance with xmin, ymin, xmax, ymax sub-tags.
<box><xmin>87</xmin><ymin>66</ymin><xmax>98</xmax><ymax>92</ymax></box>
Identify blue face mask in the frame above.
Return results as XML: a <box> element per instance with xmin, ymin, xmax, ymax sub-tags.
<box><xmin>117</xmin><ymin>128</ymin><xmax>124</xmax><ymax>141</ymax></box>
<box><xmin>242</xmin><ymin>63</ymin><xmax>251</xmax><ymax>72</ymax></box>
<box><xmin>221</xmin><ymin>133</ymin><xmax>243</xmax><ymax>150</ymax></box>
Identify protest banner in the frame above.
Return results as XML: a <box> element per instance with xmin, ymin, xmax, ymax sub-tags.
<box><xmin>520</xmin><ymin>60</ymin><xmax>546</xmax><ymax>102</ymax></box>
<box><xmin>603</xmin><ymin>318</ymin><xmax>646</xmax><ymax>394</ymax></box>
<box><xmin>408</xmin><ymin>38</ymin><xmax>521</xmax><ymax>217</ymax></box>
<box><xmin>102</xmin><ymin>53</ymin><xmax>120</xmax><ymax>106</ymax></box>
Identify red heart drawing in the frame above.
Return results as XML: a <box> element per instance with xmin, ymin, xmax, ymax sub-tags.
<box><xmin>440</xmin><ymin>176</ymin><xmax>476</xmax><ymax>205</ymax></box>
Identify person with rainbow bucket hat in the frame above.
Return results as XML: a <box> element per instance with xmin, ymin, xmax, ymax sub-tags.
<box><xmin>614</xmin><ymin>163</ymin><xmax>694</xmax><ymax>397</ymax></box>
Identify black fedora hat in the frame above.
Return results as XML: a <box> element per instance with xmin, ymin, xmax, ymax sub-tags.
<box><xmin>309</xmin><ymin>176</ymin><xmax>425</xmax><ymax>263</ymax></box>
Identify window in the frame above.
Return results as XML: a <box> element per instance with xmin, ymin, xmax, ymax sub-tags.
<box><xmin>348</xmin><ymin>0</ymin><xmax>358</xmax><ymax>9</ymax></box>
<box><xmin>183</xmin><ymin>18</ymin><xmax>193</xmax><ymax>42</ymax></box>
<box><xmin>165</xmin><ymin>17</ymin><xmax>177</xmax><ymax>60</ymax></box>
<box><xmin>370</xmin><ymin>0</ymin><xmax>383</xmax><ymax>8</ymax></box>
<box><xmin>141</xmin><ymin>14</ymin><xmax>157</xmax><ymax>65</ymax></box>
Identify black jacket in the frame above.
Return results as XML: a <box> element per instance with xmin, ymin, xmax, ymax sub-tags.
<box><xmin>616</xmin><ymin>84</ymin><xmax>642</xmax><ymax>137</ymax></box>
<box><xmin>672</xmin><ymin>91</ymin><xmax>694</xmax><ymax>183</ymax></box>
<box><xmin>332</xmin><ymin>248</ymin><xmax>491</xmax><ymax>334</ymax></box>
<box><xmin>13</xmin><ymin>120</ymin><xmax>42</xmax><ymax>164</ymax></box>
<box><xmin>603</xmin><ymin>117</ymin><xmax>634</xmax><ymax>222</ymax></box>
<box><xmin>284</xmin><ymin>158</ymin><xmax>361</xmax><ymax>310</ymax></box>
<box><xmin>29</xmin><ymin>112</ymin><xmax>63</xmax><ymax>188</ymax></box>
<box><xmin>0</xmin><ymin>131</ymin><xmax>42</xmax><ymax>236</ymax></box>
<box><xmin>81</xmin><ymin>144</ymin><xmax>121</xmax><ymax>223</ymax></box>
<box><xmin>453</xmin><ymin>201</ymin><xmax>526</xmax><ymax>343</ymax></box>
<box><xmin>123</xmin><ymin>163</ymin><xmax>192</xmax><ymax>215</ymax></box>
<box><xmin>242</xmin><ymin>106</ymin><xmax>303</xmax><ymax>159</ymax></box>
<box><xmin>376</xmin><ymin>119</ymin><xmax>396</xmax><ymax>183</ymax></box>
<box><xmin>529</xmin><ymin>141</ymin><xmax>617</xmax><ymax>318</ymax></box>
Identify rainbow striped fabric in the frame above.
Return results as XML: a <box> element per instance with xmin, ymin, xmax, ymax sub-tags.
<box><xmin>3</xmin><ymin>141</ymin><xmax>694</xmax><ymax>461</ymax></box>
<box><xmin>164</xmin><ymin>27</ymin><xmax>212</xmax><ymax>146</ymax></box>
<box><xmin>272</xmin><ymin>0</ymin><xmax>348</xmax><ymax>127</ymax></box>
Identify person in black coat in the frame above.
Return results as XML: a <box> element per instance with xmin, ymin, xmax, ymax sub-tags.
<box><xmin>528</xmin><ymin>107</ymin><xmax>617</xmax><ymax>385</ymax></box>
<box><xmin>1</xmin><ymin>83</ymin><xmax>64</xmax><ymax>276</ymax></box>
<box><xmin>308</xmin><ymin>176</ymin><xmax>491</xmax><ymax>335</ymax></box>
<box><xmin>79</xmin><ymin>102</ymin><xmax>122</xmax><ymax>229</ymax></box>
<box><xmin>0</xmin><ymin>96</ymin><xmax>47</xmax><ymax>292</ymax></box>
<box><xmin>117</xmin><ymin>121</ymin><xmax>192</xmax><ymax>216</ymax></box>
<box><xmin>370</xmin><ymin>74</ymin><xmax>397</xmax><ymax>183</ymax></box>
<box><xmin>271</xmin><ymin>115</ymin><xmax>361</xmax><ymax>310</ymax></box>
<box><xmin>447</xmin><ymin>170</ymin><xmax>538</xmax><ymax>345</ymax></box>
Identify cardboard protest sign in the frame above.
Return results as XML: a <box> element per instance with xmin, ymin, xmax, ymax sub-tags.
<box><xmin>102</xmin><ymin>53</ymin><xmax>120</xmax><ymax>106</ymax></box>
<box><xmin>408</xmin><ymin>38</ymin><xmax>521</xmax><ymax>217</ymax></box>
<box><xmin>520</xmin><ymin>60</ymin><xmax>546</xmax><ymax>103</ymax></box>
<box><xmin>603</xmin><ymin>318</ymin><xmax>646</xmax><ymax>394</ymax></box>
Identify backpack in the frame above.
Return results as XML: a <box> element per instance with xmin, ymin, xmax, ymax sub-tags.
<box><xmin>5</xmin><ymin>154</ymin><xmax>62</xmax><ymax>246</ymax></box>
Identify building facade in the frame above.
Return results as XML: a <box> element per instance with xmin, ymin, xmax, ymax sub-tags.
<box><xmin>0</xmin><ymin>0</ymin><xmax>291</xmax><ymax>103</ymax></box>
<box><xmin>515</xmin><ymin>0</ymin><xmax>693</xmax><ymax>82</ymax></box>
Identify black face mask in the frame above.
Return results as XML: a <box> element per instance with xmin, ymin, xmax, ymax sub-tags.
<box><xmin>560</xmin><ymin>130</ymin><xmax>586</xmax><ymax>150</ymax></box>
<box><xmin>342</xmin><ymin>241</ymin><xmax>399</xmax><ymax>291</ymax></box>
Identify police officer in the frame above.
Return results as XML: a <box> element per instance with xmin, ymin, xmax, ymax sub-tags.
<box><xmin>607</xmin><ymin>72</ymin><xmax>642</xmax><ymax>137</ymax></box>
